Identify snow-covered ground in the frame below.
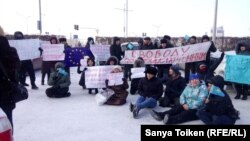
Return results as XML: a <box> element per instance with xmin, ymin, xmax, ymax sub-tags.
<box><xmin>13</xmin><ymin>68</ymin><xmax>250</xmax><ymax>141</ymax></box>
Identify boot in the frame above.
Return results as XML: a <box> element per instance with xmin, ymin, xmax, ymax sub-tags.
<box><xmin>234</xmin><ymin>86</ymin><xmax>242</xmax><ymax>99</ymax></box>
<box><xmin>88</xmin><ymin>89</ymin><xmax>92</xmax><ymax>94</ymax></box>
<box><xmin>132</xmin><ymin>106</ymin><xmax>140</xmax><ymax>119</ymax></box>
<box><xmin>242</xmin><ymin>89</ymin><xmax>248</xmax><ymax>100</ymax></box>
<box><xmin>150</xmin><ymin>110</ymin><xmax>165</xmax><ymax>121</ymax></box>
<box><xmin>41</xmin><ymin>80</ymin><xmax>45</xmax><ymax>85</ymax></box>
<box><xmin>31</xmin><ymin>83</ymin><xmax>39</xmax><ymax>90</ymax></box>
<box><xmin>21</xmin><ymin>83</ymin><xmax>29</xmax><ymax>87</ymax></box>
<box><xmin>129</xmin><ymin>103</ymin><xmax>134</xmax><ymax>112</ymax></box>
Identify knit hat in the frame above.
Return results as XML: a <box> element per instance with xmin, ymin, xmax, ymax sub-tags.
<box><xmin>189</xmin><ymin>73</ymin><xmax>199</xmax><ymax>80</ymax></box>
<box><xmin>144</xmin><ymin>67</ymin><xmax>157</xmax><ymax>75</ymax></box>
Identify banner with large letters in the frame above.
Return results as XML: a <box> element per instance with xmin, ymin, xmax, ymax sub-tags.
<box><xmin>121</xmin><ymin>42</ymin><xmax>211</xmax><ymax>64</ymax></box>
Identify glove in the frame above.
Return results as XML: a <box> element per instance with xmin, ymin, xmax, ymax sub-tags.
<box><xmin>105</xmin><ymin>79</ymin><xmax>109</xmax><ymax>86</ymax></box>
<box><xmin>122</xmin><ymin>78</ymin><xmax>126</xmax><ymax>81</ymax></box>
<box><xmin>84</xmin><ymin>67</ymin><xmax>88</xmax><ymax>71</ymax></box>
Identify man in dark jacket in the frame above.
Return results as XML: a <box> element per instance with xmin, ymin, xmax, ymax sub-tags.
<box><xmin>130</xmin><ymin>66</ymin><xmax>163</xmax><ymax>118</ymax></box>
<box><xmin>110</xmin><ymin>37</ymin><xmax>123</xmax><ymax>64</ymax></box>
<box><xmin>139</xmin><ymin>37</ymin><xmax>156</xmax><ymax>50</ymax></box>
<box><xmin>46</xmin><ymin>62</ymin><xmax>71</xmax><ymax>98</ymax></box>
<box><xmin>159</xmin><ymin>65</ymin><xmax>186</xmax><ymax>107</ymax></box>
<box><xmin>197</xmin><ymin>75</ymin><xmax>239</xmax><ymax>125</ymax></box>
<box><xmin>14</xmin><ymin>31</ymin><xmax>38</xmax><ymax>89</ymax></box>
<box><xmin>0</xmin><ymin>36</ymin><xmax>21</xmax><ymax>126</ymax></box>
<box><xmin>201</xmin><ymin>35</ymin><xmax>217</xmax><ymax>66</ymax></box>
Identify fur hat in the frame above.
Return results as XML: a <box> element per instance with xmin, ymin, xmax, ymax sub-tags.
<box><xmin>144</xmin><ymin>66</ymin><xmax>157</xmax><ymax>75</ymax></box>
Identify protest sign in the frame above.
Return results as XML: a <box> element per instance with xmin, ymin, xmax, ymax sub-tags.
<box><xmin>8</xmin><ymin>39</ymin><xmax>40</xmax><ymax>60</ymax></box>
<box><xmin>107</xmin><ymin>72</ymin><xmax>123</xmax><ymax>86</ymax></box>
<box><xmin>131</xmin><ymin>67</ymin><xmax>145</xmax><ymax>79</ymax></box>
<box><xmin>90</xmin><ymin>45</ymin><xmax>110</xmax><ymax>61</ymax></box>
<box><xmin>41</xmin><ymin>44</ymin><xmax>65</xmax><ymax>61</ymax></box>
<box><xmin>121</xmin><ymin>42</ymin><xmax>211</xmax><ymax>64</ymax></box>
<box><xmin>225</xmin><ymin>55</ymin><xmax>250</xmax><ymax>84</ymax></box>
<box><xmin>85</xmin><ymin>66</ymin><xmax>114</xmax><ymax>88</ymax></box>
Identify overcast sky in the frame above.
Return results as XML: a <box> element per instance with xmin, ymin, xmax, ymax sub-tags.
<box><xmin>0</xmin><ymin>0</ymin><xmax>250</xmax><ymax>39</ymax></box>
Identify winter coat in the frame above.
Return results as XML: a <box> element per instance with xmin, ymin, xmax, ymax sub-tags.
<box><xmin>139</xmin><ymin>43</ymin><xmax>156</xmax><ymax>50</ymax></box>
<box><xmin>138</xmin><ymin>77</ymin><xmax>163</xmax><ymax>100</ymax></box>
<box><xmin>106</xmin><ymin>79</ymin><xmax>129</xmax><ymax>104</ymax></box>
<box><xmin>162</xmin><ymin>75</ymin><xmax>186</xmax><ymax>98</ymax></box>
<box><xmin>0</xmin><ymin>36</ymin><xmax>21</xmax><ymax>110</ymax></box>
<box><xmin>196</xmin><ymin>52</ymin><xmax>225</xmax><ymax>82</ymax></box>
<box><xmin>180</xmin><ymin>81</ymin><xmax>208</xmax><ymax>109</ymax></box>
<box><xmin>205</xmin><ymin>41</ymin><xmax>217</xmax><ymax>65</ymax></box>
<box><xmin>106</xmin><ymin>56</ymin><xmax>119</xmax><ymax>65</ymax></box>
<box><xmin>110</xmin><ymin>37</ymin><xmax>123</xmax><ymax>61</ymax></box>
<box><xmin>48</xmin><ymin>70</ymin><xmax>71</xmax><ymax>88</ymax></box>
<box><xmin>203</xmin><ymin>76</ymin><xmax>239</xmax><ymax>119</ymax></box>
<box><xmin>235</xmin><ymin>40</ymin><xmax>250</xmax><ymax>55</ymax></box>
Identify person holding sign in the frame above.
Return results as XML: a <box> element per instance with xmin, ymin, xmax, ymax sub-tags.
<box><xmin>110</xmin><ymin>37</ymin><xmax>123</xmax><ymax>64</ymax></box>
<box><xmin>130</xmin><ymin>57</ymin><xmax>145</xmax><ymax>95</ymax></box>
<box><xmin>150</xmin><ymin>74</ymin><xmax>208</xmax><ymax>124</ymax></box>
<box><xmin>77</xmin><ymin>57</ymin><xmax>98</xmax><ymax>94</ymax></box>
<box><xmin>14</xmin><ymin>31</ymin><xmax>38</xmax><ymax>89</ymax></box>
<box><xmin>234</xmin><ymin>40</ymin><xmax>250</xmax><ymax>100</ymax></box>
<box><xmin>40</xmin><ymin>36</ymin><xmax>59</xmax><ymax>85</ymax></box>
<box><xmin>130</xmin><ymin>66</ymin><xmax>163</xmax><ymax>118</ymax></box>
<box><xmin>46</xmin><ymin>62</ymin><xmax>71</xmax><ymax>98</ymax></box>
<box><xmin>197</xmin><ymin>75</ymin><xmax>239</xmax><ymax>125</ymax></box>
<box><xmin>104</xmin><ymin>66</ymin><xmax>129</xmax><ymax>105</ymax></box>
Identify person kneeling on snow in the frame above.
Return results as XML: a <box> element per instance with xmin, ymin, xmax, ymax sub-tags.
<box><xmin>46</xmin><ymin>62</ymin><xmax>71</xmax><ymax>98</ymax></box>
<box><xmin>130</xmin><ymin>66</ymin><xmax>163</xmax><ymax>118</ymax></box>
<box><xmin>197</xmin><ymin>75</ymin><xmax>240</xmax><ymax>125</ymax></box>
<box><xmin>105</xmin><ymin>66</ymin><xmax>129</xmax><ymax>105</ymax></box>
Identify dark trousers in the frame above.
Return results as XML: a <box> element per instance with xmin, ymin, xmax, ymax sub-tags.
<box><xmin>130</xmin><ymin>78</ymin><xmax>140</xmax><ymax>94</ymax></box>
<box><xmin>185</xmin><ymin>62</ymin><xmax>196</xmax><ymax>83</ymax></box>
<box><xmin>157</xmin><ymin>65</ymin><xmax>171</xmax><ymax>78</ymax></box>
<box><xmin>1</xmin><ymin>105</ymin><xmax>13</xmax><ymax>128</ymax></box>
<box><xmin>163</xmin><ymin>105</ymin><xmax>198</xmax><ymax>124</ymax></box>
<box><xmin>41</xmin><ymin>72</ymin><xmax>50</xmax><ymax>83</ymax></box>
<box><xmin>235</xmin><ymin>83</ymin><xmax>248</xmax><ymax>96</ymax></box>
<box><xmin>79</xmin><ymin>72</ymin><xmax>86</xmax><ymax>88</ymax></box>
<box><xmin>19</xmin><ymin>60</ymin><xmax>36</xmax><ymax>85</ymax></box>
<box><xmin>46</xmin><ymin>87</ymin><xmax>70</xmax><ymax>98</ymax></box>
<box><xmin>197</xmin><ymin>110</ymin><xmax>236</xmax><ymax>125</ymax></box>
<box><xmin>124</xmin><ymin>64</ymin><xmax>133</xmax><ymax>80</ymax></box>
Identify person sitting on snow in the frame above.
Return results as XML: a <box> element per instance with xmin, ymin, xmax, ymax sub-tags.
<box><xmin>197</xmin><ymin>75</ymin><xmax>240</xmax><ymax>125</ymax></box>
<box><xmin>130</xmin><ymin>66</ymin><xmax>163</xmax><ymax>119</ymax></box>
<box><xmin>46</xmin><ymin>62</ymin><xmax>71</xmax><ymax>98</ymax></box>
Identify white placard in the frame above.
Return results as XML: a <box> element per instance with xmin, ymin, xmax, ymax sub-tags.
<box><xmin>131</xmin><ymin>67</ymin><xmax>145</xmax><ymax>79</ymax></box>
<box><xmin>41</xmin><ymin>44</ymin><xmax>65</xmax><ymax>61</ymax></box>
<box><xmin>107</xmin><ymin>72</ymin><xmax>123</xmax><ymax>86</ymax></box>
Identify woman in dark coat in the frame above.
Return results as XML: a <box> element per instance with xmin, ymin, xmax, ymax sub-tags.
<box><xmin>197</xmin><ymin>75</ymin><xmax>239</xmax><ymax>125</ymax></box>
<box><xmin>234</xmin><ymin>40</ymin><xmax>250</xmax><ymax>100</ymax></box>
<box><xmin>0</xmin><ymin>36</ymin><xmax>21</xmax><ymax>126</ymax></box>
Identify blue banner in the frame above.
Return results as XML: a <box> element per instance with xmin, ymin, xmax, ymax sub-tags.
<box><xmin>225</xmin><ymin>55</ymin><xmax>250</xmax><ymax>84</ymax></box>
<box><xmin>64</xmin><ymin>47</ymin><xmax>94</xmax><ymax>67</ymax></box>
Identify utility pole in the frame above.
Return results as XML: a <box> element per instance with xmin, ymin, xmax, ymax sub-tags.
<box><xmin>39</xmin><ymin>0</ymin><xmax>42</xmax><ymax>34</ymax></box>
<box><xmin>212</xmin><ymin>0</ymin><xmax>218</xmax><ymax>42</ymax></box>
<box><xmin>126</xmin><ymin>0</ymin><xmax>128</xmax><ymax>38</ymax></box>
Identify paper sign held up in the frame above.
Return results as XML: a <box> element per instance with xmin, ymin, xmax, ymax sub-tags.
<box><xmin>107</xmin><ymin>72</ymin><xmax>123</xmax><ymax>86</ymax></box>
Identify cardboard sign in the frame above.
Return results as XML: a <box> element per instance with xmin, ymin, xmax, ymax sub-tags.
<box><xmin>42</xmin><ymin>44</ymin><xmax>65</xmax><ymax>61</ymax></box>
<box><xmin>8</xmin><ymin>39</ymin><xmax>40</xmax><ymax>60</ymax></box>
<box><xmin>85</xmin><ymin>66</ymin><xmax>114</xmax><ymax>88</ymax></box>
<box><xmin>90</xmin><ymin>45</ymin><xmax>110</xmax><ymax>61</ymax></box>
<box><xmin>131</xmin><ymin>67</ymin><xmax>145</xmax><ymax>79</ymax></box>
<box><xmin>107</xmin><ymin>72</ymin><xmax>123</xmax><ymax>86</ymax></box>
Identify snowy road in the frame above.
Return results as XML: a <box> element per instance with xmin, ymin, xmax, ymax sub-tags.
<box><xmin>13</xmin><ymin>68</ymin><xmax>250</xmax><ymax>141</ymax></box>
